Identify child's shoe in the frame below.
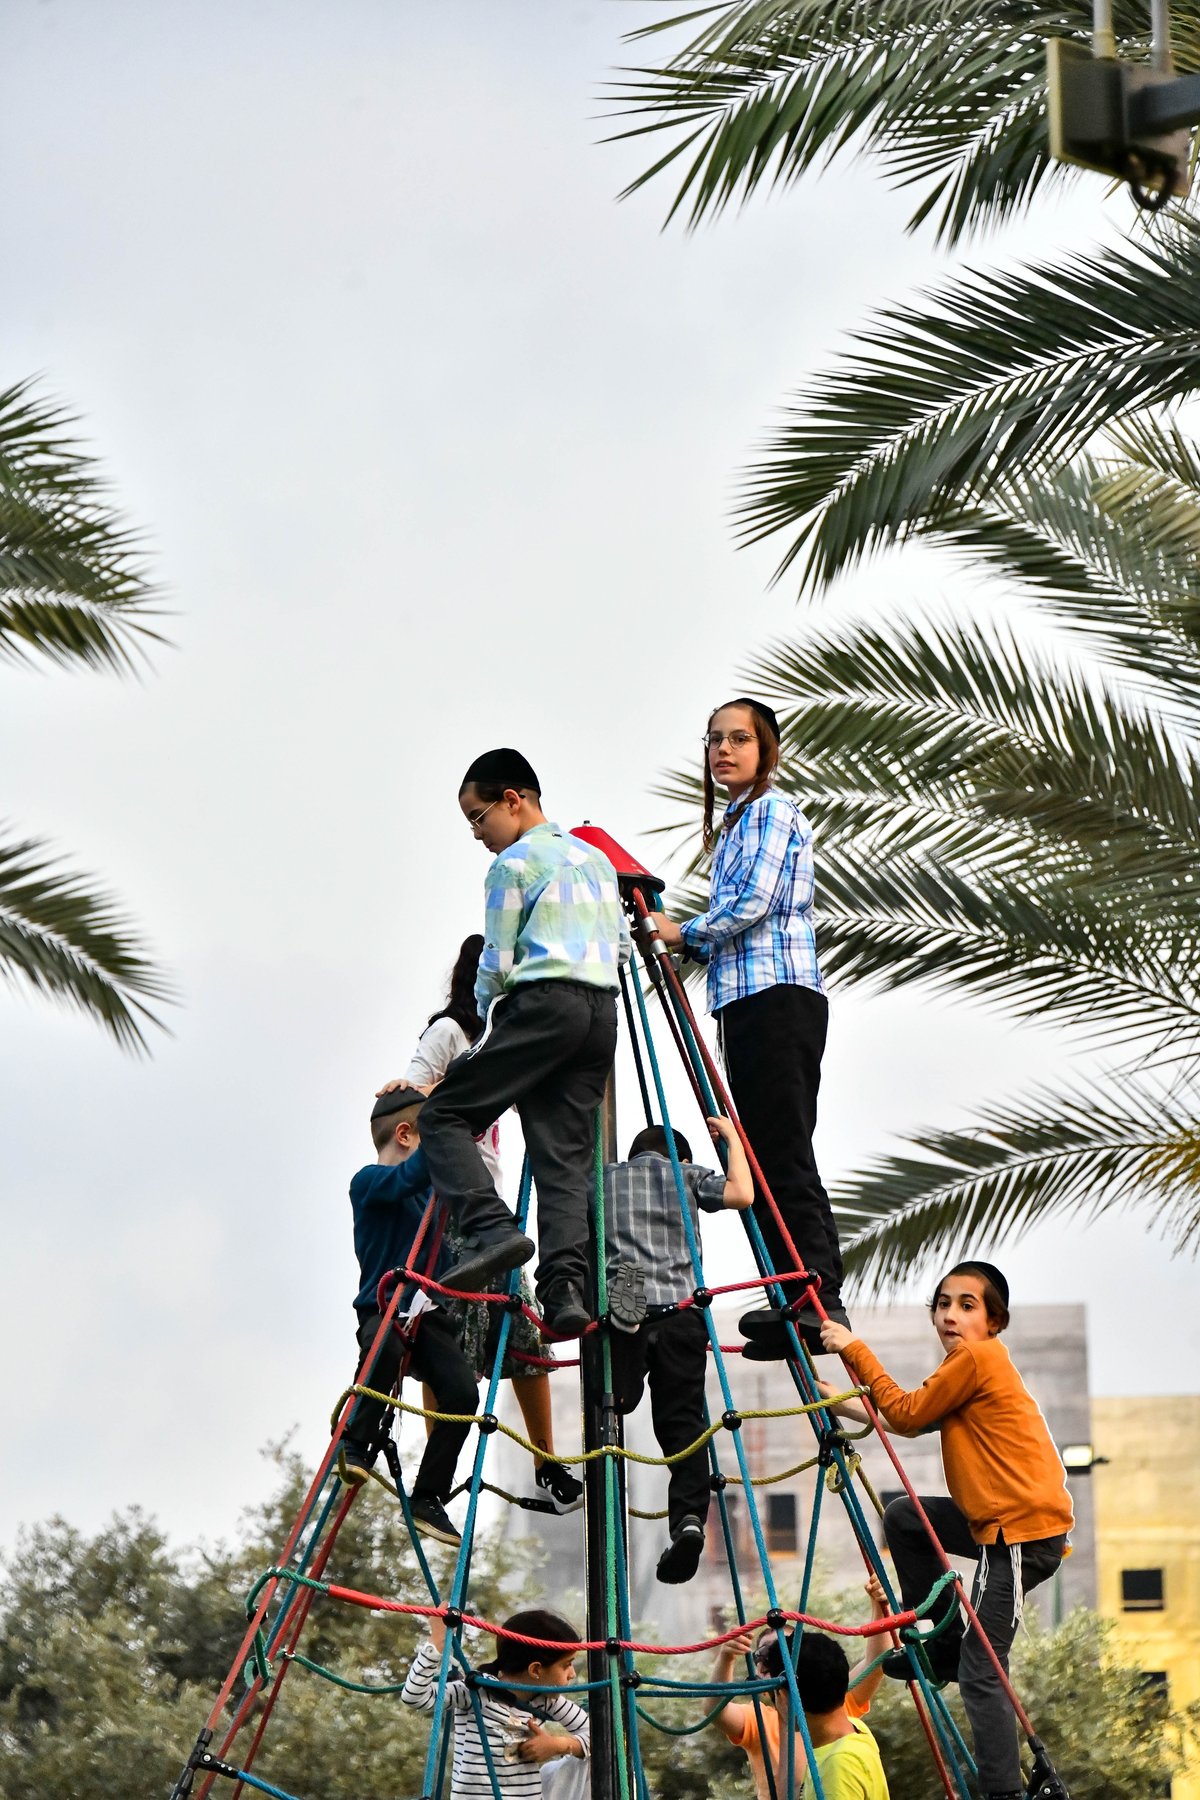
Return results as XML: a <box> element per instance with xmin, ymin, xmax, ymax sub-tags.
<box><xmin>881</xmin><ymin>1625</ymin><xmax>960</xmax><ymax>1686</ymax></box>
<box><xmin>410</xmin><ymin>1495</ymin><xmax>462</xmax><ymax>1546</ymax></box>
<box><xmin>339</xmin><ymin>1441</ymin><xmax>376</xmax><ymax>1486</ymax></box>
<box><xmin>541</xmin><ymin>1281</ymin><xmax>592</xmax><ymax>1338</ymax></box>
<box><xmin>443</xmin><ymin>1226</ymin><xmax>536</xmax><ymax>1292</ymax></box>
<box><xmin>656</xmin><ymin>1514</ymin><xmax>705</xmax><ymax>1585</ymax></box>
<box><xmin>534</xmin><ymin>1460</ymin><xmax>585</xmax><ymax>1514</ymax></box>
<box><xmin>739</xmin><ymin>1303</ymin><xmax>852</xmax><ymax>1358</ymax></box>
<box><xmin>608</xmin><ymin>1257</ymin><xmax>648</xmax><ymax>1333</ymax></box>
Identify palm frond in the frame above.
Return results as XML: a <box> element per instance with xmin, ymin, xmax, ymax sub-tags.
<box><xmin>736</xmin><ymin>219</ymin><xmax>1200</xmax><ymax>593</ymax></box>
<box><xmin>608</xmin><ymin>0</ymin><xmax>1200</xmax><ymax>242</ymax></box>
<box><xmin>0</xmin><ymin>829</ymin><xmax>174</xmax><ymax>1053</ymax></box>
<box><xmin>833</xmin><ymin>1077</ymin><xmax>1200</xmax><ymax>1290</ymax></box>
<box><xmin>0</xmin><ymin>379</ymin><xmax>166</xmax><ymax>675</ymax></box>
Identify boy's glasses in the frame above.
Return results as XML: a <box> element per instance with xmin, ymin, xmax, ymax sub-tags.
<box><xmin>704</xmin><ymin>730</ymin><xmax>757</xmax><ymax>750</ymax></box>
<box><xmin>466</xmin><ymin>799</ymin><xmax>501</xmax><ymax>832</ymax></box>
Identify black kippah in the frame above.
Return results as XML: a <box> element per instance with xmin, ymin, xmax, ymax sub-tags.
<box><xmin>370</xmin><ymin>1085</ymin><xmax>427</xmax><ymax>1123</ymax></box>
<box><xmin>460</xmin><ymin>748</ymin><xmax>541</xmax><ymax>795</ymax></box>
<box><xmin>942</xmin><ymin>1259</ymin><xmax>1009</xmax><ymax>1308</ymax></box>
<box><xmin>729</xmin><ymin>697</ymin><xmax>781</xmax><ymax>742</ymax></box>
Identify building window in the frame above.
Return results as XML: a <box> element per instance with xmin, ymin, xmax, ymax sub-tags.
<box><xmin>878</xmin><ymin>1489</ymin><xmax>903</xmax><ymax>1547</ymax></box>
<box><xmin>767</xmin><ymin>1493</ymin><xmax>798</xmax><ymax>1555</ymax></box>
<box><xmin>711</xmin><ymin>1490</ymin><xmax>741</xmax><ymax>1562</ymax></box>
<box><xmin>1121</xmin><ymin>1569</ymin><xmax>1165</xmax><ymax>1612</ymax></box>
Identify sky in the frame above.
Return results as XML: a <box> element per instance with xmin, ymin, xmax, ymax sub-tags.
<box><xmin>2</xmin><ymin>0</ymin><xmax>1197</xmax><ymax>1560</ymax></box>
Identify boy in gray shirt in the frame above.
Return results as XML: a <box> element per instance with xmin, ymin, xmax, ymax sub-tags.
<box><xmin>604</xmin><ymin>1116</ymin><xmax>752</xmax><ymax>1583</ymax></box>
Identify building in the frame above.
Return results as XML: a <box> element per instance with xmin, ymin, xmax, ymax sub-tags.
<box><xmin>1093</xmin><ymin>1396</ymin><xmax>1200</xmax><ymax>1800</ymax></box>
<box><xmin>490</xmin><ymin>1303</ymin><xmax>1096</xmax><ymax>1651</ymax></box>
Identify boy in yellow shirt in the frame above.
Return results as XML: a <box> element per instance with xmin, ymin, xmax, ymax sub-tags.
<box><xmin>762</xmin><ymin>1630</ymin><xmax>889</xmax><ymax>1799</ymax></box>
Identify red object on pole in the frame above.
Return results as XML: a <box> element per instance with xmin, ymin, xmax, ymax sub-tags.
<box><xmin>570</xmin><ymin>821</ymin><xmax>665</xmax><ymax>895</ymax></box>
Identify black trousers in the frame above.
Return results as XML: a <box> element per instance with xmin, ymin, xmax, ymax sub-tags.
<box><xmin>419</xmin><ymin>981</ymin><xmax>618</xmax><ymax>1304</ymax></box>
<box><xmin>884</xmin><ymin>1495</ymin><xmax>1065</xmax><ymax>1795</ymax></box>
<box><xmin>347</xmin><ymin>1309</ymin><xmax>478</xmax><ymax>1503</ymax></box>
<box><xmin>718</xmin><ymin>983</ymin><xmax>843</xmax><ymax>1307</ymax></box>
<box><xmin>609</xmin><ymin>1308</ymin><xmax>711</xmax><ymax>1532</ymax></box>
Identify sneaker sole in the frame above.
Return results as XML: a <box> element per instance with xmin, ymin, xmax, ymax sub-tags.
<box><xmin>412</xmin><ymin>1518</ymin><xmax>463</xmax><ymax>1547</ymax></box>
<box><xmin>537</xmin><ymin>1488</ymin><xmax>585</xmax><ymax>1516</ymax></box>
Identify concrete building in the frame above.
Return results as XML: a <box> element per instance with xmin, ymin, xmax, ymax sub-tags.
<box><xmin>1092</xmin><ymin>1396</ymin><xmax>1200</xmax><ymax>1800</ymax></box>
<box><xmin>489</xmin><ymin>1303</ymin><xmax>1096</xmax><ymax>1651</ymax></box>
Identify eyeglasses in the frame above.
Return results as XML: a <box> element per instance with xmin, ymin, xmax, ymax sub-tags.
<box><xmin>704</xmin><ymin>730</ymin><xmax>757</xmax><ymax>751</ymax></box>
<box><xmin>466</xmin><ymin>799</ymin><xmax>501</xmax><ymax>832</ymax></box>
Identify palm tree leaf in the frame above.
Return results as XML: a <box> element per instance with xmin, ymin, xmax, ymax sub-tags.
<box><xmin>608</xmin><ymin>0</ymin><xmax>1199</xmax><ymax>242</ymax></box>
<box><xmin>736</xmin><ymin>218</ymin><xmax>1200</xmax><ymax>593</ymax></box>
<box><xmin>0</xmin><ymin>379</ymin><xmax>166</xmax><ymax>675</ymax></box>
<box><xmin>833</xmin><ymin>1077</ymin><xmax>1200</xmax><ymax>1290</ymax></box>
<box><xmin>0</xmin><ymin>829</ymin><xmax>173</xmax><ymax>1052</ymax></box>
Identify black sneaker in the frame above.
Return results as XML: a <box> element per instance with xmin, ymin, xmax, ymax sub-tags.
<box><xmin>657</xmin><ymin>1514</ymin><xmax>705</xmax><ymax>1585</ymax></box>
<box><xmin>881</xmin><ymin>1630</ymin><xmax>960</xmax><ymax>1686</ymax></box>
<box><xmin>410</xmin><ymin>1495</ymin><xmax>462</xmax><ymax>1546</ymax></box>
<box><xmin>541</xmin><ymin>1282</ymin><xmax>592</xmax><ymax>1338</ymax></box>
<box><xmin>739</xmin><ymin>1303</ymin><xmax>852</xmax><ymax>1356</ymax></box>
<box><xmin>443</xmin><ymin>1228</ymin><xmax>535</xmax><ymax>1292</ymax></box>
<box><xmin>339</xmin><ymin>1441</ymin><xmax>376</xmax><ymax>1486</ymax></box>
<box><xmin>535</xmin><ymin>1460</ymin><xmax>585</xmax><ymax>1514</ymax></box>
<box><xmin>608</xmin><ymin>1257</ymin><xmax>647</xmax><ymax>1333</ymax></box>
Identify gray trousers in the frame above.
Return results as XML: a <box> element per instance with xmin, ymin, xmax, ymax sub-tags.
<box><xmin>419</xmin><ymin>981</ymin><xmax>618</xmax><ymax>1306</ymax></box>
<box><xmin>884</xmin><ymin>1495</ymin><xmax>1065</xmax><ymax>1797</ymax></box>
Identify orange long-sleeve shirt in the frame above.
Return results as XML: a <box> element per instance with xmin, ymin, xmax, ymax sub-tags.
<box><xmin>843</xmin><ymin>1335</ymin><xmax>1074</xmax><ymax>1547</ymax></box>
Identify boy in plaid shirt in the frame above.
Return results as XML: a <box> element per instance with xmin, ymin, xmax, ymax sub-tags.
<box><xmin>604</xmin><ymin>1117</ymin><xmax>753</xmax><ymax>1583</ymax></box>
<box><xmin>419</xmin><ymin>748</ymin><xmax>632</xmax><ymax>1340</ymax></box>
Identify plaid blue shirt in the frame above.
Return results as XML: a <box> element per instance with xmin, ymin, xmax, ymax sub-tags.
<box><xmin>475</xmin><ymin>822</ymin><xmax>632</xmax><ymax>1014</ymax></box>
<box><xmin>679</xmin><ymin>791</ymin><xmax>823</xmax><ymax>1014</ymax></box>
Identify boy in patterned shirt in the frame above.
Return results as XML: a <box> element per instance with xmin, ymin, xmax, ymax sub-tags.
<box><xmin>603</xmin><ymin>1117</ymin><xmax>753</xmax><ymax>1583</ymax></box>
<box><xmin>419</xmin><ymin>748</ymin><xmax>632</xmax><ymax>1339</ymax></box>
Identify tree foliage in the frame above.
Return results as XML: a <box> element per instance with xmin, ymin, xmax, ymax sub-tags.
<box><xmin>0</xmin><ymin>378</ymin><xmax>171</xmax><ymax>1050</ymax></box>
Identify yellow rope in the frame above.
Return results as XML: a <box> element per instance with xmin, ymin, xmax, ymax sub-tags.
<box><xmin>331</xmin><ymin>1384</ymin><xmax>869</xmax><ymax>1470</ymax></box>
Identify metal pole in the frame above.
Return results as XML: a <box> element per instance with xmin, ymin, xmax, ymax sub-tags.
<box><xmin>583</xmin><ymin>1066</ymin><xmax>630</xmax><ymax>1800</ymax></box>
<box><xmin>1150</xmin><ymin>0</ymin><xmax>1173</xmax><ymax>70</ymax></box>
<box><xmin>1094</xmin><ymin>0</ymin><xmax>1116</xmax><ymax>57</ymax></box>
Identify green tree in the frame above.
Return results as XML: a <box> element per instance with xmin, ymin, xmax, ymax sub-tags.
<box><xmin>0</xmin><ymin>377</ymin><xmax>171</xmax><ymax>1050</ymax></box>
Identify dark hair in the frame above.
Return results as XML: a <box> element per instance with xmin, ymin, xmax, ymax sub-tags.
<box><xmin>702</xmin><ymin>699</ymin><xmax>782</xmax><ymax>852</ymax></box>
<box><xmin>370</xmin><ymin>1098</ymin><xmax>423</xmax><ymax>1152</ymax></box>
<box><xmin>757</xmin><ymin>1631</ymin><xmax>849</xmax><ymax>1713</ymax></box>
<box><xmin>930</xmin><ymin>1262</ymin><xmax>1011</xmax><ymax>1333</ymax></box>
<box><xmin>427</xmin><ymin>935</ymin><xmax>485</xmax><ymax>1044</ymax></box>
<box><xmin>490</xmin><ymin>1609</ymin><xmax>581</xmax><ymax>1674</ymax></box>
<box><xmin>627</xmin><ymin>1124</ymin><xmax>692</xmax><ymax>1163</ymax></box>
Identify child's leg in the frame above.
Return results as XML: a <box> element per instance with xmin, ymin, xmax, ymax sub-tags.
<box><xmin>959</xmin><ymin>1532</ymin><xmax>1065</xmax><ymax>1797</ymax></box>
<box><xmin>512</xmin><ymin>1371</ymin><xmax>554</xmax><ymax>1468</ymax></box>
<box><xmin>404</xmin><ymin>1313</ymin><xmax>479</xmax><ymax>1501</ymax></box>
<box><xmin>719</xmin><ymin>985</ymin><xmax>843</xmax><ymax>1308</ymax></box>
<box><xmin>883</xmin><ymin>1494</ymin><xmax>977</xmax><ymax>1648</ymax></box>
<box><xmin>645</xmin><ymin>1311</ymin><xmax>711</xmax><ymax>1533</ymax></box>
<box><xmin>345</xmin><ymin>1312</ymin><xmax>405</xmax><ymax>1454</ymax></box>
<box><xmin>513</xmin><ymin>987</ymin><xmax>617</xmax><ymax>1307</ymax></box>
<box><xmin>420</xmin><ymin>986</ymin><xmax>613</xmax><ymax>1281</ymax></box>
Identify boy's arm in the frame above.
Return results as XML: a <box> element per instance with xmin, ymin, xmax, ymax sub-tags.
<box><xmin>708</xmin><ymin>1632</ymin><xmax>753</xmax><ymax>1744</ymax></box>
<box><xmin>707</xmin><ymin>1117</ymin><xmax>754</xmax><ymax>1209</ymax></box>
<box><xmin>848</xmin><ymin>1576</ymin><xmax>890</xmax><ymax>1710</ymax></box>
<box><xmin>841</xmin><ymin>1338</ymin><xmax>979</xmax><ymax>1436</ymax></box>
<box><xmin>366</xmin><ymin>1149</ymin><xmax>432</xmax><ymax>1205</ymax></box>
<box><xmin>814</xmin><ymin>1378</ymin><xmax>871</xmax><ymax>1427</ymax></box>
<box><xmin>475</xmin><ymin>855</ymin><xmax>524</xmax><ymax>1013</ymax></box>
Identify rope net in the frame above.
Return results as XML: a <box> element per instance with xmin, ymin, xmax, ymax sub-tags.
<box><xmin>168</xmin><ymin>852</ymin><xmax>1066</xmax><ymax>1800</ymax></box>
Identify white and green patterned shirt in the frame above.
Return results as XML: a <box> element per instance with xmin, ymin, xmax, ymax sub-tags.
<box><xmin>474</xmin><ymin>822</ymin><xmax>632</xmax><ymax>1014</ymax></box>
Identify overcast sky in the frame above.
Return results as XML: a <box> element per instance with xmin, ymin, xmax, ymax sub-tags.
<box><xmin>2</xmin><ymin>0</ymin><xmax>1196</xmax><ymax>1559</ymax></box>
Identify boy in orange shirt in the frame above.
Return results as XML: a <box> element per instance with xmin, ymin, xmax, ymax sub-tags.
<box><xmin>819</xmin><ymin>1259</ymin><xmax>1072</xmax><ymax>1800</ymax></box>
<box><xmin>708</xmin><ymin>1576</ymin><xmax>890</xmax><ymax>1800</ymax></box>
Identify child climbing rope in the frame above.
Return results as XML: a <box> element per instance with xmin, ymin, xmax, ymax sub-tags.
<box><xmin>402</xmin><ymin>1609</ymin><xmax>590</xmax><ymax>1797</ymax></box>
<box><xmin>647</xmin><ymin>697</ymin><xmax>849</xmax><ymax>1358</ymax></box>
<box><xmin>338</xmin><ymin>1086</ymin><xmax>478</xmax><ymax>1545</ymax></box>
<box><xmin>376</xmin><ymin>933</ymin><xmax>583</xmax><ymax>1515</ymax></box>
<box><xmin>419</xmin><ymin>748</ymin><xmax>632</xmax><ymax>1338</ymax></box>
<box><xmin>604</xmin><ymin>1117</ymin><xmax>753</xmax><ymax>1582</ymax></box>
<box><xmin>708</xmin><ymin>1576</ymin><xmax>892</xmax><ymax>1799</ymax></box>
<box><xmin>763</xmin><ymin>1629</ymin><xmax>890</xmax><ymax>1799</ymax></box>
<box><xmin>819</xmin><ymin>1261</ymin><xmax>1073</xmax><ymax>1800</ymax></box>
